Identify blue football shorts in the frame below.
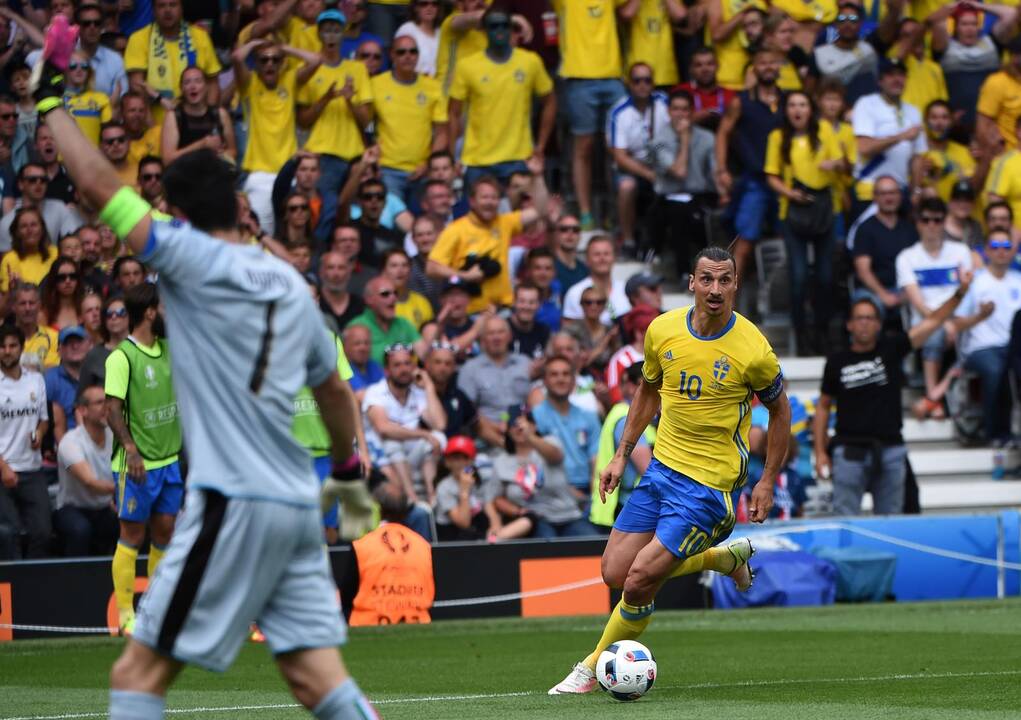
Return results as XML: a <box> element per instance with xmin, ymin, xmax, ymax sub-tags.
<box><xmin>614</xmin><ymin>458</ymin><xmax>740</xmax><ymax>559</ymax></box>
<box><xmin>115</xmin><ymin>461</ymin><xmax>184</xmax><ymax>522</ymax></box>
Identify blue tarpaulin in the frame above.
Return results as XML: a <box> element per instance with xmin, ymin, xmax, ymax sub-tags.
<box><xmin>713</xmin><ymin>550</ymin><xmax>838</xmax><ymax>609</ymax></box>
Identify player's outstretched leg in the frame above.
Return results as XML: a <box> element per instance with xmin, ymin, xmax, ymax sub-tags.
<box><xmin>278</xmin><ymin>647</ymin><xmax>379</xmax><ymax>719</ymax></box>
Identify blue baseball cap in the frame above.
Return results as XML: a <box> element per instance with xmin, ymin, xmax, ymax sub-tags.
<box><xmin>317</xmin><ymin>8</ymin><xmax>347</xmax><ymax>25</ymax></box>
<box><xmin>58</xmin><ymin>325</ymin><xmax>87</xmax><ymax>344</ymax></box>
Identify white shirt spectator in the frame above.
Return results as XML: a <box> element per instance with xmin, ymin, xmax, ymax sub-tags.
<box><xmin>896</xmin><ymin>239</ymin><xmax>972</xmax><ymax>325</ymax></box>
<box><xmin>56</xmin><ymin>424</ymin><xmax>114</xmax><ymax>510</ymax></box>
<box><xmin>851</xmin><ymin>93</ymin><xmax>927</xmax><ymax>187</ymax></box>
<box><xmin>362</xmin><ymin>379</ymin><xmax>429</xmax><ymax>447</ymax></box>
<box><xmin>0</xmin><ymin>369</ymin><xmax>46</xmax><ymax>472</ymax></box>
<box><xmin>814</xmin><ymin>41</ymin><xmax>878</xmax><ymax>87</ymax></box>
<box><xmin>0</xmin><ymin>199</ymin><xmax>84</xmax><ymax>253</ymax></box>
<box><xmin>607</xmin><ymin>92</ymin><xmax>671</xmax><ymax>167</ymax></box>
<box><xmin>955</xmin><ymin>268</ymin><xmax>1021</xmax><ymax>356</ymax></box>
<box><xmin>562</xmin><ymin>277</ymin><xmax>632</xmax><ymax>324</ymax></box>
<box><xmin>395</xmin><ymin>22</ymin><xmax>439</xmax><ymax>76</ymax></box>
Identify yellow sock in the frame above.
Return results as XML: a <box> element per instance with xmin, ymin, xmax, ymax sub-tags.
<box><xmin>147</xmin><ymin>543</ymin><xmax>167</xmax><ymax>579</ymax></box>
<box><xmin>582</xmin><ymin>598</ymin><xmax>655</xmax><ymax>671</ymax></box>
<box><xmin>112</xmin><ymin>541</ymin><xmax>139</xmax><ymax>623</ymax></box>
<box><xmin>668</xmin><ymin>545</ymin><xmax>734</xmax><ymax>579</ymax></box>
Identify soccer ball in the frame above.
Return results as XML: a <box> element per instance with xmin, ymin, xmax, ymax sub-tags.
<box><xmin>596</xmin><ymin>640</ymin><xmax>657</xmax><ymax>701</ymax></box>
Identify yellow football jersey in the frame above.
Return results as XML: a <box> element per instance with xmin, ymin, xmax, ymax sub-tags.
<box><xmin>642</xmin><ymin>306</ymin><xmax>783</xmax><ymax>492</ymax></box>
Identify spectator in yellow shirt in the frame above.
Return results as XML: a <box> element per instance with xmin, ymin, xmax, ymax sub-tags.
<box><xmin>10</xmin><ymin>283</ymin><xmax>58</xmax><ymax>371</ymax></box>
<box><xmin>62</xmin><ymin>51</ymin><xmax>111</xmax><ymax>147</ymax></box>
<box><xmin>123</xmin><ymin>0</ymin><xmax>222</xmax><ymax>121</ymax></box>
<box><xmin>427</xmin><ymin>159</ymin><xmax>549</xmax><ymax>313</ymax></box>
<box><xmin>977</xmin><ymin>39</ymin><xmax>1021</xmax><ymax>155</ymax></box>
<box><xmin>297</xmin><ymin>8</ymin><xmax>374</xmax><ymax>241</ymax></box>
<box><xmin>555</xmin><ymin>0</ymin><xmax>627</xmax><ymax>230</ymax></box>
<box><xmin>382</xmin><ymin>248</ymin><xmax>435</xmax><ymax>329</ymax></box>
<box><xmin>890</xmin><ymin>17</ymin><xmax>947</xmax><ymax>119</ymax></box>
<box><xmin>98</xmin><ymin>122</ymin><xmax>137</xmax><ymax>188</ymax></box>
<box><xmin>1</xmin><ymin>208</ymin><xmax>58</xmax><ymax>297</ymax></box>
<box><xmin>448</xmin><ymin>7</ymin><xmax>555</xmax><ymax>193</ymax></box>
<box><xmin>236</xmin><ymin>38</ymin><xmax>320</xmax><ymax>236</ymax></box>
<box><xmin>121</xmin><ymin>92</ymin><xmax>163</xmax><ymax>175</ymax></box>
<box><xmin>985</xmin><ymin>116</ymin><xmax>1021</xmax><ymax>228</ymax></box>
<box><xmin>436</xmin><ymin>0</ymin><xmax>488</xmax><ymax>93</ymax></box>
<box><xmin>619</xmin><ymin>0</ymin><xmax>686</xmax><ymax>88</ymax></box>
<box><xmin>372</xmin><ymin>35</ymin><xmax>449</xmax><ymax>205</ymax></box>
<box><xmin>919</xmin><ymin>99</ymin><xmax>985</xmax><ymax>205</ymax></box>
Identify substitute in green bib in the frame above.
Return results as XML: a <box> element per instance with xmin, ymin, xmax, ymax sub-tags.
<box><xmin>292</xmin><ymin>333</ymin><xmax>366</xmax><ymax>543</ymax></box>
<box><xmin>105</xmin><ymin>283</ymin><xmax>182</xmax><ymax>635</ymax></box>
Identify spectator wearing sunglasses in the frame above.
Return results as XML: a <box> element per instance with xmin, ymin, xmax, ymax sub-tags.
<box><xmin>449</xmin><ymin>7</ymin><xmax>554</xmax><ymax>192</ymax></box>
<box><xmin>78</xmin><ymin>296</ymin><xmax>129</xmax><ymax>391</ymax></box>
<box><xmin>396</xmin><ymin>0</ymin><xmax>441</xmax><ymax>76</ymax></box>
<box><xmin>349</xmin><ymin>275</ymin><xmax>433</xmax><ymax>364</ymax></box>
<box><xmin>62</xmin><ymin>50</ymin><xmax>113</xmax><ymax>148</ymax></box>
<box><xmin>952</xmin><ymin>231</ymin><xmax>1021</xmax><ymax>444</ymax></box>
<box><xmin>97</xmin><ymin>120</ymin><xmax>136</xmax><ymax>188</ymax></box>
<box><xmin>371</xmin><ymin>35</ymin><xmax>448</xmax><ymax>206</ymax></box>
<box><xmin>813</xmin><ymin>1</ymin><xmax>897</xmax><ymax>106</ymax></box>
<box><xmin>235</xmin><ymin>38</ymin><xmax>320</xmax><ymax>236</ymax></box>
<box><xmin>0</xmin><ymin>165</ymin><xmax>82</xmax><ymax>256</ymax></box>
<box><xmin>75</xmin><ymin>3</ymin><xmax>127</xmax><ymax>102</ymax></box>
<box><xmin>136</xmin><ymin>156</ymin><xmax>164</xmax><ymax>206</ymax></box>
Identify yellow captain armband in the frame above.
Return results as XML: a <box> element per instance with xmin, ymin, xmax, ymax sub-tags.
<box><xmin>99</xmin><ymin>187</ymin><xmax>152</xmax><ymax>240</ymax></box>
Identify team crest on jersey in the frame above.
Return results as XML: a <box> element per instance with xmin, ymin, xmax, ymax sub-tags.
<box><xmin>277</xmin><ymin>88</ymin><xmax>289</xmax><ymax>99</ymax></box>
<box><xmin>29</xmin><ymin>392</ymin><xmax>36</xmax><ymax>402</ymax></box>
<box><xmin>588</xmin><ymin>4</ymin><xmax>604</xmax><ymax>17</ymax></box>
<box><xmin>144</xmin><ymin>365</ymin><xmax>158</xmax><ymax>389</ymax></box>
<box><xmin>711</xmin><ymin>355</ymin><xmax>730</xmax><ymax>390</ymax></box>
<box><xmin>514</xmin><ymin>69</ymin><xmax>525</xmax><ymax>83</ymax></box>
<box><xmin>416</xmin><ymin>91</ymin><xmax>427</xmax><ymax>105</ymax></box>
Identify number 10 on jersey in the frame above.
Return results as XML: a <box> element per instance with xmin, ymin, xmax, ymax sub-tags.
<box><xmin>678</xmin><ymin>371</ymin><xmax>702</xmax><ymax>400</ymax></box>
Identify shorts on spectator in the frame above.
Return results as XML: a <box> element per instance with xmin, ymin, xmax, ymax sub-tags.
<box><xmin>613</xmin><ymin>171</ymin><xmax>654</xmax><ymax>194</ymax></box>
<box><xmin>565</xmin><ymin>78</ymin><xmax>626</xmax><ymax>136</ymax></box>
<box><xmin>919</xmin><ymin>325</ymin><xmax>947</xmax><ymax>362</ymax></box>
<box><xmin>379</xmin><ymin>431</ymin><xmax>447</xmax><ymax>468</ymax></box>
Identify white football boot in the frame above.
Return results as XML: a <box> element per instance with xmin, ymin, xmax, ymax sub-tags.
<box><xmin>548</xmin><ymin>662</ymin><xmax>597</xmax><ymax>695</ymax></box>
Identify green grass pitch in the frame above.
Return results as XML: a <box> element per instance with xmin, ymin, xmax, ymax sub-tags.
<box><xmin>2</xmin><ymin>599</ymin><xmax>1020</xmax><ymax>719</ymax></box>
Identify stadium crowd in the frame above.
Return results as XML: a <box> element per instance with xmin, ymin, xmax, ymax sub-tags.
<box><xmin>2</xmin><ymin>0</ymin><xmax>1021</xmax><ymax>560</ymax></box>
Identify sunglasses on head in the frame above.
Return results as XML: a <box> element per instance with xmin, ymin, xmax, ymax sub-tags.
<box><xmin>384</xmin><ymin>342</ymin><xmax>413</xmax><ymax>354</ymax></box>
<box><xmin>394</xmin><ymin>47</ymin><xmax>419</xmax><ymax>56</ymax></box>
<box><xmin>105</xmin><ymin>307</ymin><xmax>128</xmax><ymax>318</ymax></box>
<box><xmin>430</xmin><ymin>340</ymin><xmax>458</xmax><ymax>352</ymax></box>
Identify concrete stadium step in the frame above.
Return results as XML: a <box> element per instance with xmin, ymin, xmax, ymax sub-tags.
<box><xmin>908</xmin><ymin>447</ymin><xmax>1016</xmax><ymax>477</ymax></box>
<box><xmin>859</xmin><ymin>478</ymin><xmax>1021</xmax><ymax>513</ymax></box>
<box><xmin>903</xmin><ymin>418</ymin><xmax>956</xmax><ymax>445</ymax></box>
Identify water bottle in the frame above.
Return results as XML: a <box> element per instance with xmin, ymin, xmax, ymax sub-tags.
<box><xmin>992</xmin><ymin>449</ymin><xmax>1005</xmax><ymax>480</ymax></box>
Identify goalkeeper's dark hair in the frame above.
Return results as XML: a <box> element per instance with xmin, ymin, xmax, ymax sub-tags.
<box><xmin>162</xmin><ymin>149</ymin><xmax>238</xmax><ymax>233</ymax></box>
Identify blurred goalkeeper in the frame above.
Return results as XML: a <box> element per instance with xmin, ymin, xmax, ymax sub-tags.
<box><xmin>31</xmin><ymin>17</ymin><xmax>378</xmax><ymax>720</ymax></box>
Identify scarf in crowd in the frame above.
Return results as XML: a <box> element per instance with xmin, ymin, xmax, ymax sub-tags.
<box><xmin>147</xmin><ymin>21</ymin><xmax>196</xmax><ymax>99</ymax></box>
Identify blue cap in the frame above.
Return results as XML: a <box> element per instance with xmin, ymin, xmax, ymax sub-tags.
<box><xmin>317</xmin><ymin>8</ymin><xmax>347</xmax><ymax>25</ymax></box>
<box><xmin>58</xmin><ymin>325</ymin><xmax>88</xmax><ymax>344</ymax></box>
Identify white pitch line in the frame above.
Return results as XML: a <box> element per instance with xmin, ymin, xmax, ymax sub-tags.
<box><xmin>5</xmin><ymin>669</ymin><xmax>1020</xmax><ymax>720</ymax></box>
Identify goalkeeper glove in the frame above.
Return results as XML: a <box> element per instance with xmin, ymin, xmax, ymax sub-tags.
<box><xmin>321</xmin><ymin>456</ymin><xmax>376</xmax><ymax>540</ymax></box>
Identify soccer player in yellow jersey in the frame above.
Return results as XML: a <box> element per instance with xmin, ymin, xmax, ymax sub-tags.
<box><xmin>372</xmin><ymin>35</ymin><xmax>448</xmax><ymax>203</ymax></box>
<box><xmin>297</xmin><ymin>9</ymin><xmax>374</xmax><ymax>239</ymax></box>
<box><xmin>448</xmin><ymin>7</ymin><xmax>555</xmax><ymax>192</ymax></box>
<box><xmin>550</xmin><ymin>246</ymin><xmax>792</xmax><ymax>695</ymax></box>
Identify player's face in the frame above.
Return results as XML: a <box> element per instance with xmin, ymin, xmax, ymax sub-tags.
<box><xmin>527</xmin><ymin>257</ymin><xmax>554</xmax><ymax>288</ymax></box>
<box><xmin>0</xmin><ymin>336</ymin><xmax>22</xmax><ymax>370</ymax></box>
<box><xmin>689</xmin><ymin>258</ymin><xmax>737</xmax><ymax>317</ymax></box>
<box><xmin>543</xmin><ymin>360</ymin><xmax>575</xmax><ymax>399</ymax></box>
